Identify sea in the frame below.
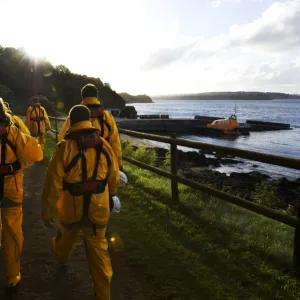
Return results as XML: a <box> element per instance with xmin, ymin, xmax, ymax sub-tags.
<box><xmin>128</xmin><ymin>99</ymin><xmax>300</xmax><ymax>180</ymax></box>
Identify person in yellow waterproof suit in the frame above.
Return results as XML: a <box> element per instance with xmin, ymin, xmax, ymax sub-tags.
<box><xmin>0</xmin><ymin>98</ymin><xmax>43</xmax><ymax>288</ymax></box>
<box><xmin>25</xmin><ymin>97</ymin><xmax>51</xmax><ymax>150</ymax></box>
<box><xmin>2</xmin><ymin>101</ymin><xmax>30</xmax><ymax>135</ymax></box>
<box><xmin>58</xmin><ymin>83</ymin><xmax>123</xmax><ymax>171</ymax></box>
<box><xmin>41</xmin><ymin>105</ymin><xmax>120</xmax><ymax>300</ymax></box>
<box><xmin>0</xmin><ymin>100</ymin><xmax>31</xmax><ymax>248</ymax></box>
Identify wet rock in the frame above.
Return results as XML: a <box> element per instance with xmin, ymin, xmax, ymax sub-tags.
<box><xmin>206</xmin><ymin>158</ymin><xmax>221</xmax><ymax>167</ymax></box>
<box><xmin>219</xmin><ymin>158</ymin><xmax>241</xmax><ymax>165</ymax></box>
<box><xmin>222</xmin><ymin>178</ymin><xmax>247</xmax><ymax>189</ymax></box>
<box><xmin>131</xmin><ymin>142</ymin><xmax>300</xmax><ymax>214</ymax></box>
<box><xmin>277</xmin><ymin>177</ymin><xmax>300</xmax><ymax>190</ymax></box>
<box><xmin>119</xmin><ymin>106</ymin><xmax>137</xmax><ymax>119</ymax></box>
<box><xmin>249</xmin><ymin>171</ymin><xmax>270</xmax><ymax>180</ymax></box>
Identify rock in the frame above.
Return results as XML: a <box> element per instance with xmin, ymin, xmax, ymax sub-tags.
<box><xmin>185</xmin><ymin>152</ymin><xmax>208</xmax><ymax>167</ymax></box>
<box><xmin>282</xmin><ymin>195</ymin><xmax>295</xmax><ymax>204</ymax></box>
<box><xmin>277</xmin><ymin>177</ymin><xmax>299</xmax><ymax>190</ymax></box>
<box><xmin>176</xmin><ymin>150</ymin><xmax>209</xmax><ymax>167</ymax></box>
<box><xmin>222</xmin><ymin>178</ymin><xmax>249</xmax><ymax>189</ymax></box>
<box><xmin>275</xmin><ymin>201</ymin><xmax>289</xmax><ymax>210</ymax></box>
<box><xmin>119</xmin><ymin>106</ymin><xmax>137</xmax><ymax>119</ymax></box>
<box><xmin>206</xmin><ymin>158</ymin><xmax>221</xmax><ymax>167</ymax></box>
<box><xmin>219</xmin><ymin>158</ymin><xmax>241</xmax><ymax>165</ymax></box>
<box><xmin>249</xmin><ymin>171</ymin><xmax>270</xmax><ymax>180</ymax></box>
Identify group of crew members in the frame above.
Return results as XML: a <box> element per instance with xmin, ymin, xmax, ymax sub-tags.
<box><xmin>0</xmin><ymin>83</ymin><xmax>126</xmax><ymax>300</ymax></box>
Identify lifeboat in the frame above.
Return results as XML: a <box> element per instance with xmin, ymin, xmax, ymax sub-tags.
<box><xmin>205</xmin><ymin>115</ymin><xmax>250</xmax><ymax>135</ymax></box>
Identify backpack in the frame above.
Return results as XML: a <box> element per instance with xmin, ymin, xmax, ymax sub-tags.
<box><xmin>0</xmin><ymin>124</ymin><xmax>21</xmax><ymax>199</ymax></box>
<box><xmin>85</xmin><ymin>104</ymin><xmax>112</xmax><ymax>141</ymax></box>
<box><xmin>30</xmin><ymin>104</ymin><xmax>45</xmax><ymax>136</ymax></box>
<box><xmin>62</xmin><ymin>128</ymin><xmax>111</xmax><ymax>234</ymax></box>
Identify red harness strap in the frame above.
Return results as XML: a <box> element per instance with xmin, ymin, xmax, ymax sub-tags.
<box><xmin>86</xmin><ymin>104</ymin><xmax>105</xmax><ymax>119</ymax></box>
<box><xmin>66</xmin><ymin>130</ymin><xmax>101</xmax><ymax>149</ymax></box>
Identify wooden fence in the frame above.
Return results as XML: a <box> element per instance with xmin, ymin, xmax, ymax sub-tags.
<box><xmin>49</xmin><ymin>116</ymin><xmax>300</xmax><ymax>273</ymax></box>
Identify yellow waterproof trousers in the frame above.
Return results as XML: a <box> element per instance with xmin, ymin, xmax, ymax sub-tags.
<box><xmin>38</xmin><ymin>135</ymin><xmax>46</xmax><ymax>151</ymax></box>
<box><xmin>1</xmin><ymin>205</ymin><xmax>23</xmax><ymax>282</ymax></box>
<box><xmin>52</xmin><ymin>224</ymin><xmax>113</xmax><ymax>300</ymax></box>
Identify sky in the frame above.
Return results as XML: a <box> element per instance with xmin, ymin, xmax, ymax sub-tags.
<box><xmin>1</xmin><ymin>0</ymin><xmax>300</xmax><ymax>95</ymax></box>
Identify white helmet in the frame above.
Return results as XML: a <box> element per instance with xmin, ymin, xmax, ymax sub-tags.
<box><xmin>110</xmin><ymin>196</ymin><xmax>121</xmax><ymax>215</ymax></box>
<box><xmin>117</xmin><ymin>171</ymin><xmax>128</xmax><ymax>188</ymax></box>
<box><xmin>46</xmin><ymin>130</ymin><xmax>55</xmax><ymax>138</ymax></box>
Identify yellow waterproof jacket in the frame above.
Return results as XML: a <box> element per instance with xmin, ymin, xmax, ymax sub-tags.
<box><xmin>41</xmin><ymin>120</ymin><xmax>120</xmax><ymax>226</ymax></box>
<box><xmin>7</xmin><ymin>111</ymin><xmax>30</xmax><ymax>135</ymax></box>
<box><xmin>1</xmin><ymin>125</ymin><xmax>43</xmax><ymax>203</ymax></box>
<box><xmin>58</xmin><ymin>97</ymin><xmax>122</xmax><ymax>168</ymax></box>
<box><xmin>25</xmin><ymin>105</ymin><xmax>51</xmax><ymax>137</ymax></box>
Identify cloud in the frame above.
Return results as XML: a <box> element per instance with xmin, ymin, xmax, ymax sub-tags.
<box><xmin>141</xmin><ymin>35</ymin><xmax>228</xmax><ymax>71</ymax></box>
<box><xmin>142</xmin><ymin>0</ymin><xmax>300</xmax><ymax>72</ymax></box>
<box><xmin>211</xmin><ymin>0</ymin><xmax>222</xmax><ymax>8</ymax></box>
<box><xmin>140</xmin><ymin>42</ymin><xmax>196</xmax><ymax>71</ymax></box>
<box><xmin>228</xmin><ymin>0</ymin><xmax>300</xmax><ymax>52</ymax></box>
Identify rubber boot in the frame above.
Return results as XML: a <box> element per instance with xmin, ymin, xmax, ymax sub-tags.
<box><xmin>5</xmin><ymin>273</ymin><xmax>21</xmax><ymax>288</ymax></box>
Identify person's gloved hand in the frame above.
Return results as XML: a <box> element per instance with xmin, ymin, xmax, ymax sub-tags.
<box><xmin>117</xmin><ymin>171</ymin><xmax>128</xmax><ymax>188</ymax></box>
<box><xmin>109</xmin><ymin>196</ymin><xmax>121</xmax><ymax>215</ymax></box>
<box><xmin>44</xmin><ymin>219</ymin><xmax>54</xmax><ymax>228</ymax></box>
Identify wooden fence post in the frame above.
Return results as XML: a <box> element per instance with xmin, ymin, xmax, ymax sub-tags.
<box><xmin>293</xmin><ymin>203</ymin><xmax>300</xmax><ymax>275</ymax></box>
<box><xmin>170</xmin><ymin>133</ymin><xmax>179</xmax><ymax>205</ymax></box>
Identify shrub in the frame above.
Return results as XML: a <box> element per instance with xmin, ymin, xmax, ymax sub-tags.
<box><xmin>134</xmin><ymin>146</ymin><xmax>157</xmax><ymax>166</ymax></box>
<box><xmin>252</xmin><ymin>181</ymin><xmax>279</xmax><ymax>207</ymax></box>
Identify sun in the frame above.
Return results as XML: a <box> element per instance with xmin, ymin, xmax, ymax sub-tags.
<box><xmin>23</xmin><ymin>43</ymin><xmax>48</xmax><ymax>62</ymax></box>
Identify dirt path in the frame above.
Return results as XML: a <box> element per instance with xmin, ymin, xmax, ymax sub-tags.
<box><xmin>0</xmin><ymin>163</ymin><xmax>149</xmax><ymax>300</ymax></box>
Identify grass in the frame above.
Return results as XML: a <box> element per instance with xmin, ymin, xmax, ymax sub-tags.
<box><xmin>43</xmin><ymin>139</ymin><xmax>300</xmax><ymax>300</ymax></box>
<box><xmin>111</xmin><ymin>163</ymin><xmax>300</xmax><ymax>300</ymax></box>
<box><xmin>44</xmin><ymin>137</ymin><xmax>57</xmax><ymax>162</ymax></box>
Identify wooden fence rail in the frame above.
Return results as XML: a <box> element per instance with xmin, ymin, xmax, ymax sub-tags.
<box><xmin>49</xmin><ymin>116</ymin><xmax>300</xmax><ymax>273</ymax></box>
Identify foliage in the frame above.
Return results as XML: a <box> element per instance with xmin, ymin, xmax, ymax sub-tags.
<box><xmin>252</xmin><ymin>181</ymin><xmax>279</xmax><ymax>207</ymax></box>
<box><xmin>0</xmin><ymin>46</ymin><xmax>126</xmax><ymax>114</ymax></box>
<box><xmin>43</xmin><ymin>137</ymin><xmax>57</xmax><ymax>164</ymax></box>
<box><xmin>122</xmin><ymin>142</ymin><xmax>135</xmax><ymax>157</ymax></box>
<box><xmin>162</xmin><ymin>150</ymin><xmax>171</xmax><ymax>171</ymax></box>
<box><xmin>133</xmin><ymin>146</ymin><xmax>157</xmax><ymax>166</ymax></box>
<box><xmin>122</xmin><ymin>142</ymin><xmax>157</xmax><ymax>167</ymax></box>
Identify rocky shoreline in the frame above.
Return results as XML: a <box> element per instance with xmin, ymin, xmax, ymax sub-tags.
<box><xmin>126</xmin><ymin>141</ymin><xmax>300</xmax><ymax>216</ymax></box>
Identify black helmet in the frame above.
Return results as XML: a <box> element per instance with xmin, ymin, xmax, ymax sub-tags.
<box><xmin>69</xmin><ymin>105</ymin><xmax>91</xmax><ymax>126</ymax></box>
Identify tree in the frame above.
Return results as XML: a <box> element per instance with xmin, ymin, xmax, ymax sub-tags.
<box><xmin>0</xmin><ymin>45</ymin><xmax>126</xmax><ymax>113</ymax></box>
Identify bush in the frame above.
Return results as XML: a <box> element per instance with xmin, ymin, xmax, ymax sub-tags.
<box><xmin>122</xmin><ymin>142</ymin><xmax>135</xmax><ymax>157</ymax></box>
<box><xmin>252</xmin><ymin>181</ymin><xmax>279</xmax><ymax>207</ymax></box>
<box><xmin>134</xmin><ymin>146</ymin><xmax>157</xmax><ymax>166</ymax></box>
<box><xmin>162</xmin><ymin>150</ymin><xmax>171</xmax><ymax>171</ymax></box>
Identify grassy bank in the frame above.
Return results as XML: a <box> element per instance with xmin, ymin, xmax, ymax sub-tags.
<box><xmin>43</xmin><ymin>140</ymin><xmax>300</xmax><ymax>300</ymax></box>
<box><xmin>43</xmin><ymin>137</ymin><xmax>57</xmax><ymax>162</ymax></box>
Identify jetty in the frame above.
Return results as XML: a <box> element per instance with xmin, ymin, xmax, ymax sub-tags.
<box><xmin>116</xmin><ymin>115</ymin><xmax>291</xmax><ymax>134</ymax></box>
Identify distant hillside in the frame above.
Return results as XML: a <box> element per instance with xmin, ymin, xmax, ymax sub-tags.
<box><xmin>119</xmin><ymin>92</ymin><xmax>153</xmax><ymax>103</ymax></box>
<box><xmin>0</xmin><ymin>45</ymin><xmax>126</xmax><ymax>114</ymax></box>
<box><xmin>152</xmin><ymin>92</ymin><xmax>300</xmax><ymax>101</ymax></box>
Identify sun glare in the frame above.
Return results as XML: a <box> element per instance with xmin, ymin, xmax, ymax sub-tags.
<box><xmin>24</xmin><ymin>44</ymin><xmax>48</xmax><ymax>62</ymax></box>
